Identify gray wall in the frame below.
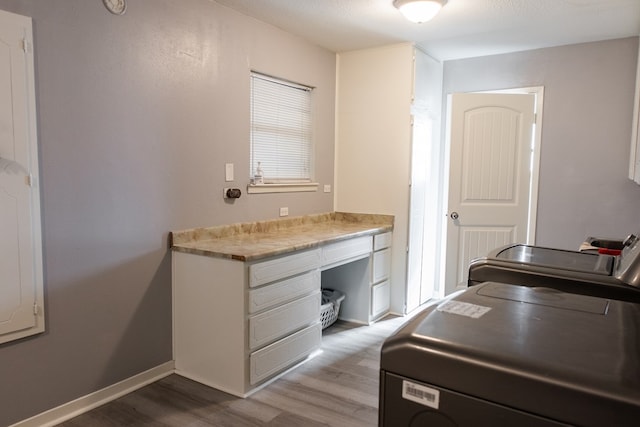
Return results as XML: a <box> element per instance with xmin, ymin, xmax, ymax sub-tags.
<box><xmin>444</xmin><ymin>37</ymin><xmax>640</xmax><ymax>249</ymax></box>
<box><xmin>0</xmin><ymin>0</ymin><xmax>335</xmax><ymax>425</ymax></box>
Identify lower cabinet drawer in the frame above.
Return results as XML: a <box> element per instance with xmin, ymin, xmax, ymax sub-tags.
<box><xmin>250</xmin><ymin>322</ymin><xmax>321</xmax><ymax>385</ymax></box>
<box><xmin>372</xmin><ymin>248</ymin><xmax>391</xmax><ymax>283</ymax></box>
<box><xmin>322</xmin><ymin>235</ymin><xmax>372</xmax><ymax>267</ymax></box>
<box><xmin>374</xmin><ymin>232</ymin><xmax>392</xmax><ymax>251</ymax></box>
<box><xmin>371</xmin><ymin>280</ymin><xmax>390</xmax><ymax>319</ymax></box>
<box><xmin>248</xmin><ymin>270</ymin><xmax>320</xmax><ymax>315</ymax></box>
<box><xmin>249</xmin><ymin>248</ymin><xmax>322</xmax><ymax>288</ymax></box>
<box><xmin>248</xmin><ymin>291</ymin><xmax>320</xmax><ymax>351</ymax></box>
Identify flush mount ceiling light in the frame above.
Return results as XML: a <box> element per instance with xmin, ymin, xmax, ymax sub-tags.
<box><xmin>393</xmin><ymin>0</ymin><xmax>447</xmax><ymax>23</ymax></box>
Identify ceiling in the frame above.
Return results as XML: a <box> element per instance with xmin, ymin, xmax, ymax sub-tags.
<box><xmin>212</xmin><ymin>0</ymin><xmax>640</xmax><ymax>60</ymax></box>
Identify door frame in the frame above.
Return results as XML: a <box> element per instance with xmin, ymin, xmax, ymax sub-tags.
<box><xmin>438</xmin><ymin>86</ymin><xmax>544</xmax><ymax>297</ymax></box>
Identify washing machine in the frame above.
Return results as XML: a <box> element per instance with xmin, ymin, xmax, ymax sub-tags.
<box><xmin>379</xmin><ymin>282</ymin><xmax>640</xmax><ymax>426</ymax></box>
<box><xmin>467</xmin><ymin>234</ymin><xmax>640</xmax><ymax>303</ymax></box>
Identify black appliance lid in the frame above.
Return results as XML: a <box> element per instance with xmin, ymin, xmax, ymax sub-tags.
<box><xmin>495</xmin><ymin>244</ymin><xmax>614</xmax><ymax>275</ymax></box>
<box><xmin>381</xmin><ymin>282</ymin><xmax>640</xmax><ymax>425</ymax></box>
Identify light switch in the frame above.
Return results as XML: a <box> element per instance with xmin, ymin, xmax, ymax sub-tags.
<box><xmin>225</xmin><ymin>163</ymin><xmax>234</xmax><ymax>182</ymax></box>
<box><xmin>323</xmin><ymin>184</ymin><xmax>331</xmax><ymax>193</ymax></box>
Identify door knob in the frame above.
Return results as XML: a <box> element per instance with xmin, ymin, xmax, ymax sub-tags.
<box><xmin>450</xmin><ymin>212</ymin><xmax>459</xmax><ymax>220</ymax></box>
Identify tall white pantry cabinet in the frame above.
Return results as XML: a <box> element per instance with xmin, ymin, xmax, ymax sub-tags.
<box><xmin>335</xmin><ymin>43</ymin><xmax>443</xmax><ymax>314</ymax></box>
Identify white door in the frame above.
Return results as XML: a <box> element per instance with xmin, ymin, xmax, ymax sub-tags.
<box><xmin>443</xmin><ymin>92</ymin><xmax>536</xmax><ymax>295</ymax></box>
<box><xmin>0</xmin><ymin>9</ymin><xmax>43</xmax><ymax>344</ymax></box>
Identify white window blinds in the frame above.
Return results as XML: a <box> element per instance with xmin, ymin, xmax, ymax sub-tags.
<box><xmin>250</xmin><ymin>72</ymin><xmax>313</xmax><ymax>183</ymax></box>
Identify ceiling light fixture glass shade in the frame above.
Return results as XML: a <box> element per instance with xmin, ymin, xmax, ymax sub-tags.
<box><xmin>393</xmin><ymin>0</ymin><xmax>447</xmax><ymax>23</ymax></box>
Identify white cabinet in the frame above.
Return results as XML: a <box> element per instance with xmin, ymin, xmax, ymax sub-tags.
<box><xmin>371</xmin><ymin>232</ymin><xmax>392</xmax><ymax>320</ymax></box>
<box><xmin>246</xmin><ymin>251</ymin><xmax>323</xmax><ymax>388</ymax></box>
<box><xmin>173</xmin><ymin>248</ymin><xmax>321</xmax><ymax>397</ymax></box>
<box><xmin>172</xmin><ymin>230</ymin><xmax>393</xmax><ymax>396</ymax></box>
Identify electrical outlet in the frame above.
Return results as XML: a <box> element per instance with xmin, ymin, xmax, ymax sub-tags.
<box><xmin>323</xmin><ymin>184</ymin><xmax>331</xmax><ymax>193</ymax></box>
<box><xmin>279</xmin><ymin>207</ymin><xmax>289</xmax><ymax>217</ymax></box>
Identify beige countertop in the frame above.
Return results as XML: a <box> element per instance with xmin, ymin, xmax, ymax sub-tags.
<box><xmin>170</xmin><ymin>212</ymin><xmax>394</xmax><ymax>262</ymax></box>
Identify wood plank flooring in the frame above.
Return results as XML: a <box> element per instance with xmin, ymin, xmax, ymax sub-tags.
<box><xmin>57</xmin><ymin>315</ymin><xmax>411</xmax><ymax>427</ymax></box>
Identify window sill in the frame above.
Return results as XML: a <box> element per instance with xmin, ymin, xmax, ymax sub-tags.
<box><xmin>247</xmin><ymin>182</ymin><xmax>319</xmax><ymax>194</ymax></box>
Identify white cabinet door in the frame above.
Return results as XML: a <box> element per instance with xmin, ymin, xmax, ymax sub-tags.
<box><xmin>371</xmin><ymin>280</ymin><xmax>390</xmax><ymax>319</ymax></box>
<box><xmin>0</xmin><ymin>10</ymin><xmax>43</xmax><ymax>344</ymax></box>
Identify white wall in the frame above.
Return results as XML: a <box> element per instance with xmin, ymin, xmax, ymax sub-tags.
<box><xmin>336</xmin><ymin>43</ymin><xmax>414</xmax><ymax>314</ymax></box>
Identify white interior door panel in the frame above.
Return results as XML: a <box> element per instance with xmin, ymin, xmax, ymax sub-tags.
<box><xmin>0</xmin><ymin>9</ymin><xmax>44</xmax><ymax>343</ymax></box>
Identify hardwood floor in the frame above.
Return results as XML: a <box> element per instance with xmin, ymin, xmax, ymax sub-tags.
<box><xmin>57</xmin><ymin>315</ymin><xmax>410</xmax><ymax>427</ymax></box>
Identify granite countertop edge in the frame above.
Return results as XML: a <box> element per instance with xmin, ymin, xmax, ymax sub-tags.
<box><xmin>170</xmin><ymin>212</ymin><xmax>394</xmax><ymax>262</ymax></box>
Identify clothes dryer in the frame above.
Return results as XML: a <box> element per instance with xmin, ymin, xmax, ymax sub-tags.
<box><xmin>379</xmin><ymin>283</ymin><xmax>640</xmax><ymax>426</ymax></box>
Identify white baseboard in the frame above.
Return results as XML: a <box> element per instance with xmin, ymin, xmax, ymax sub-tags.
<box><xmin>10</xmin><ymin>361</ymin><xmax>175</xmax><ymax>427</ymax></box>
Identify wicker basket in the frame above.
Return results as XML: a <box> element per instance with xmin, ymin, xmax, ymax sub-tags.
<box><xmin>320</xmin><ymin>288</ymin><xmax>345</xmax><ymax>330</ymax></box>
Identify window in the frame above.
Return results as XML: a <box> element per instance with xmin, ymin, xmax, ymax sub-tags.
<box><xmin>249</xmin><ymin>72</ymin><xmax>317</xmax><ymax>193</ymax></box>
